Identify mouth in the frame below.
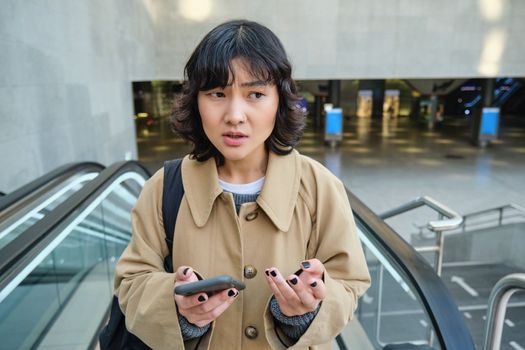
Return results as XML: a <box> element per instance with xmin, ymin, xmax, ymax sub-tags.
<box><xmin>222</xmin><ymin>132</ymin><xmax>248</xmax><ymax>146</ymax></box>
<box><xmin>223</xmin><ymin>132</ymin><xmax>247</xmax><ymax>138</ymax></box>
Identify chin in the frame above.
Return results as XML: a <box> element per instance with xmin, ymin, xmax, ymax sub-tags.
<box><xmin>221</xmin><ymin>153</ymin><xmax>247</xmax><ymax>162</ymax></box>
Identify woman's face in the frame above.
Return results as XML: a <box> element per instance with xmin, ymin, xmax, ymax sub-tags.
<box><xmin>197</xmin><ymin>59</ymin><xmax>279</xmax><ymax>167</ymax></box>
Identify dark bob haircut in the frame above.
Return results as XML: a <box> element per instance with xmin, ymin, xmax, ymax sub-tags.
<box><xmin>171</xmin><ymin>19</ymin><xmax>306</xmax><ymax>165</ymax></box>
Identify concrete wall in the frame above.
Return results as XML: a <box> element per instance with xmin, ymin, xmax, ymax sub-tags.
<box><xmin>1</xmin><ymin>0</ymin><xmax>525</xmax><ymax>191</ymax></box>
<box><xmin>443</xmin><ymin>223</ymin><xmax>525</xmax><ymax>269</ymax></box>
<box><xmin>0</xmin><ymin>1</ymin><xmax>157</xmax><ymax>191</ymax></box>
<box><xmin>152</xmin><ymin>0</ymin><xmax>525</xmax><ymax>80</ymax></box>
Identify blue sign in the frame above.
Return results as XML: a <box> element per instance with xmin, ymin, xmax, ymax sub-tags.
<box><xmin>480</xmin><ymin>107</ymin><xmax>499</xmax><ymax>136</ymax></box>
<box><xmin>326</xmin><ymin>109</ymin><xmax>342</xmax><ymax>135</ymax></box>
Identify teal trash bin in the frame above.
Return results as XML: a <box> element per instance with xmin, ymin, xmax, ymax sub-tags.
<box><xmin>479</xmin><ymin>107</ymin><xmax>499</xmax><ymax>147</ymax></box>
<box><xmin>325</xmin><ymin>108</ymin><xmax>343</xmax><ymax>146</ymax></box>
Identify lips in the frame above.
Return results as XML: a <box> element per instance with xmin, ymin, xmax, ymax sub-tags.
<box><xmin>223</xmin><ymin>131</ymin><xmax>247</xmax><ymax>138</ymax></box>
<box><xmin>223</xmin><ymin>131</ymin><xmax>248</xmax><ymax>146</ymax></box>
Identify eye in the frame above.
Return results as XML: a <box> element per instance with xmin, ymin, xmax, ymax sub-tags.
<box><xmin>249</xmin><ymin>92</ymin><xmax>265</xmax><ymax>99</ymax></box>
<box><xmin>209</xmin><ymin>92</ymin><xmax>225</xmax><ymax>98</ymax></box>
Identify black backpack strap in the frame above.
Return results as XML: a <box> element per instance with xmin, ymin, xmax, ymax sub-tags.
<box><xmin>162</xmin><ymin>158</ymin><xmax>184</xmax><ymax>273</ymax></box>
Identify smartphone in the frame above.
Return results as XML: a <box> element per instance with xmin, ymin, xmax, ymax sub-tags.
<box><xmin>174</xmin><ymin>275</ymin><xmax>246</xmax><ymax>296</ymax></box>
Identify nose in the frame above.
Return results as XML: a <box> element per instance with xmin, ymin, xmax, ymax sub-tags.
<box><xmin>224</xmin><ymin>97</ymin><xmax>246</xmax><ymax>124</ymax></box>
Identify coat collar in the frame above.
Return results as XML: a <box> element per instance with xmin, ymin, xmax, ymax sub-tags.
<box><xmin>181</xmin><ymin>150</ymin><xmax>301</xmax><ymax>232</ymax></box>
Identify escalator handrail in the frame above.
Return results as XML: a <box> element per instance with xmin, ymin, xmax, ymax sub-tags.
<box><xmin>0</xmin><ymin>161</ymin><xmax>151</xmax><ymax>293</ymax></box>
<box><xmin>0</xmin><ymin>162</ymin><xmax>105</xmax><ymax>213</ymax></box>
<box><xmin>346</xmin><ymin>189</ymin><xmax>476</xmax><ymax>350</ymax></box>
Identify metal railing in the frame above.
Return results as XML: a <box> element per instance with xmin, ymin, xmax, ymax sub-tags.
<box><xmin>379</xmin><ymin>196</ymin><xmax>463</xmax><ymax>276</ymax></box>
<box><xmin>348</xmin><ymin>191</ymin><xmax>475</xmax><ymax>350</ymax></box>
<box><xmin>483</xmin><ymin>273</ymin><xmax>525</xmax><ymax>350</ymax></box>
<box><xmin>461</xmin><ymin>203</ymin><xmax>525</xmax><ymax>233</ymax></box>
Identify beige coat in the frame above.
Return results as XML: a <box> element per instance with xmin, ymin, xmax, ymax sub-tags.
<box><xmin>114</xmin><ymin>149</ymin><xmax>371</xmax><ymax>349</ymax></box>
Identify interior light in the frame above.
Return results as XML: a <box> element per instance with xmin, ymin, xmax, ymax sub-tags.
<box><xmin>478</xmin><ymin>0</ymin><xmax>503</xmax><ymax>22</ymax></box>
<box><xmin>478</xmin><ymin>28</ymin><xmax>506</xmax><ymax>76</ymax></box>
<box><xmin>178</xmin><ymin>0</ymin><xmax>212</xmax><ymax>22</ymax></box>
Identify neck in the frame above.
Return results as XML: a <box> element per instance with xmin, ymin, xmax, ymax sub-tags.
<box><xmin>218</xmin><ymin>152</ymin><xmax>269</xmax><ymax>184</ymax></box>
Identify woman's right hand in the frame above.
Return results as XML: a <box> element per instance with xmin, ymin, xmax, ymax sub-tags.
<box><xmin>174</xmin><ymin>266</ymin><xmax>239</xmax><ymax>327</ymax></box>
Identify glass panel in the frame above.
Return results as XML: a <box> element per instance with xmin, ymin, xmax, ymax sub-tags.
<box><xmin>0</xmin><ymin>172</ymin><xmax>99</xmax><ymax>250</ymax></box>
<box><xmin>337</xmin><ymin>219</ymin><xmax>442</xmax><ymax>349</ymax></box>
<box><xmin>0</xmin><ymin>174</ymin><xmax>143</xmax><ymax>349</ymax></box>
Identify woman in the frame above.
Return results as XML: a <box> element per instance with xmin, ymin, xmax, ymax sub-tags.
<box><xmin>114</xmin><ymin>19</ymin><xmax>370</xmax><ymax>349</ymax></box>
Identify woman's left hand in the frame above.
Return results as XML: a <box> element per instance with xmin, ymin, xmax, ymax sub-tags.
<box><xmin>264</xmin><ymin>258</ymin><xmax>326</xmax><ymax>317</ymax></box>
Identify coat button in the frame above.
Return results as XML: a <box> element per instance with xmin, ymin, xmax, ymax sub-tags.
<box><xmin>244</xmin><ymin>265</ymin><xmax>257</xmax><ymax>279</ymax></box>
<box><xmin>244</xmin><ymin>326</ymin><xmax>258</xmax><ymax>339</ymax></box>
<box><xmin>245</xmin><ymin>211</ymin><xmax>258</xmax><ymax>221</ymax></box>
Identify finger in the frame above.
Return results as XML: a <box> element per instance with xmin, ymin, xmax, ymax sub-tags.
<box><xmin>309</xmin><ymin>278</ymin><xmax>327</xmax><ymax>300</ymax></box>
<box><xmin>300</xmin><ymin>259</ymin><xmax>324</xmax><ymax>274</ymax></box>
<box><xmin>287</xmin><ymin>274</ymin><xmax>318</xmax><ymax>310</ymax></box>
<box><xmin>176</xmin><ymin>292</ymin><xmax>209</xmax><ymax>310</ymax></box>
<box><xmin>200</xmin><ymin>291</ymin><xmax>238</xmax><ymax>321</ymax></box>
<box><xmin>265</xmin><ymin>269</ymin><xmax>285</xmax><ymax>301</ymax></box>
<box><xmin>267</xmin><ymin>268</ymin><xmax>301</xmax><ymax>304</ymax></box>
<box><xmin>193</xmin><ymin>288</ymin><xmax>238</xmax><ymax>314</ymax></box>
<box><xmin>299</xmin><ymin>259</ymin><xmax>325</xmax><ymax>279</ymax></box>
<box><xmin>185</xmin><ymin>288</ymin><xmax>238</xmax><ymax>324</ymax></box>
<box><xmin>175</xmin><ymin>266</ymin><xmax>197</xmax><ymax>282</ymax></box>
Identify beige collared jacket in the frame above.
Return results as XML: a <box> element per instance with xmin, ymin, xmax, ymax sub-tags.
<box><xmin>114</xmin><ymin>149</ymin><xmax>371</xmax><ymax>349</ymax></box>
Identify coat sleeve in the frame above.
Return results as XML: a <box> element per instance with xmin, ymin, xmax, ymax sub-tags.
<box><xmin>290</xmin><ymin>172</ymin><xmax>371</xmax><ymax>348</ymax></box>
<box><xmin>113</xmin><ymin>170</ymin><xmax>187</xmax><ymax>350</ymax></box>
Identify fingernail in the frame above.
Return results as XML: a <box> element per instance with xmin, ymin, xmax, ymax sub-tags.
<box><xmin>235</xmin><ymin>291</ymin><xmax>239</xmax><ymax>297</ymax></box>
<box><xmin>265</xmin><ymin>269</ymin><xmax>270</xmax><ymax>276</ymax></box>
<box><xmin>198</xmin><ymin>295</ymin><xmax>206</xmax><ymax>302</ymax></box>
<box><xmin>301</xmin><ymin>261</ymin><xmax>311</xmax><ymax>269</ymax></box>
<box><xmin>310</xmin><ymin>281</ymin><xmax>317</xmax><ymax>288</ymax></box>
<box><xmin>183</xmin><ymin>267</ymin><xmax>190</xmax><ymax>275</ymax></box>
<box><xmin>294</xmin><ymin>268</ymin><xmax>303</xmax><ymax>276</ymax></box>
<box><xmin>290</xmin><ymin>277</ymin><xmax>298</xmax><ymax>285</ymax></box>
<box><xmin>270</xmin><ymin>270</ymin><xmax>277</xmax><ymax>277</ymax></box>
<box><xmin>228</xmin><ymin>289</ymin><xmax>235</xmax><ymax>297</ymax></box>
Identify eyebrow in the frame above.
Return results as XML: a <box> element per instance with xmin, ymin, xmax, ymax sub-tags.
<box><xmin>225</xmin><ymin>80</ymin><xmax>268</xmax><ymax>88</ymax></box>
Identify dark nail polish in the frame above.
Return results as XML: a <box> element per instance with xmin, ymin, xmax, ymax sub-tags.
<box><xmin>228</xmin><ymin>290</ymin><xmax>235</xmax><ymax>297</ymax></box>
<box><xmin>235</xmin><ymin>291</ymin><xmax>239</xmax><ymax>297</ymax></box>
<box><xmin>310</xmin><ymin>281</ymin><xmax>317</xmax><ymax>288</ymax></box>
<box><xmin>290</xmin><ymin>277</ymin><xmax>298</xmax><ymax>285</ymax></box>
<box><xmin>294</xmin><ymin>268</ymin><xmax>303</xmax><ymax>276</ymax></box>
<box><xmin>302</xmin><ymin>261</ymin><xmax>311</xmax><ymax>269</ymax></box>
<box><xmin>270</xmin><ymin>270</ymin><xmax>277</xmax><ymax>277</ymax></box>
<box><xmin>183</xmin><ymin>267</ymin><xmax>189</xmax><ymax>275</ymax></box>
<box><xmin>198</xmin><ymin>295</ymin><xmax>206</xmax><ymax>302</ymax></box>
<box><xmin>265</xmin><ymin>270</ymin><xmax>270</xmax><ymax>276</ymax></box>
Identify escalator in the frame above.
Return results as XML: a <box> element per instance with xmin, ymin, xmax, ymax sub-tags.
<box><xmin>0</xmin><ymin>162</ymin><xmax>475</xmax><ymax>349</ymax></box>
<box><xmin>0</xmin><ymin>162</ymin><xmax>149</xmax><ymax>349</ymax></box>
<box><xmin>0</xmin><ymin>162</ymin><xmax>105</xmax><ymax>250</ymax></box>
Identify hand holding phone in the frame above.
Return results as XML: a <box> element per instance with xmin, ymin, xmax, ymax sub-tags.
<box><xmin>174</xmin><ymin>267</ymin><xmax>244</xmax><ymax>327</ymax></box>
<box><xmin>174</xmin><ymin>274</ymin><xmax>246</xmax><ymax>296</ymax></box>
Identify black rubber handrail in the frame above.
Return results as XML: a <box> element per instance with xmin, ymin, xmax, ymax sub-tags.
<box><xmin>0</xmin><ymin>161</ymin><xmax>151</xmax><ymax>292</ymax></box>
<box><xmin>0</xmin><ymin>162</ymin><xmax>105</xmax><ymax>213</ymax></box>
<box><xmin>346</xmin><ymin>189</ymin><xmax>476</xmax><ymax>350</ymax></box>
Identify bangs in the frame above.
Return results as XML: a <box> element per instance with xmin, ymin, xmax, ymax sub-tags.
<box><xmin>186</xmin><ymin>20</ymin><xmax>286</xmax><ymax>91</ymax></box>
<box><xmin>194</xmin><ymin>55</ymin><xmax>277</xmax><ymax>91</ymax></box>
